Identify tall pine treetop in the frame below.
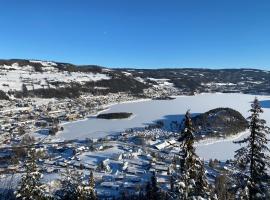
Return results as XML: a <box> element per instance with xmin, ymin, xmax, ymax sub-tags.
<box><xmin>234</xmin><ymin>97</ymin><xmax>270</xmax><ymax>199</ymax></box>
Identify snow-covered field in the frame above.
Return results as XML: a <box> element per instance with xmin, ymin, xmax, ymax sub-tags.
<box><xmin>0</xmin><ymin>62</ymin><xmax>111</xmax><ymax>92</ymax></box>
<box><xmin>55</xmin><ymin>93</ymin><xmax>270</xmax><ymax>160</ymax></box>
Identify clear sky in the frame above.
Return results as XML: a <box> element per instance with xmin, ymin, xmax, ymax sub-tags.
<box><xmin>0</xmin><ymin>0</ymin><xmax>270</xmax><ymax>69</ymax></box>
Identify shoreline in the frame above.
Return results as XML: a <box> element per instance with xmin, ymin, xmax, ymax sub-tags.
<box><xmin>53</xmin><ymin>93</ymin><xmax>268</xmax><ymax>142</ymax></box>
<box><xmin>195</xmin><ymin>130</ymin><xmax>249</xmax><ymax>147</ymax></box>
<box><xmin>58</xmin><ymin>97</ymin><xmax>151</xmax><ymax>127</ymax></box>
<box><xmin>57</xmin><ymin>92</ymin><xmax>268</xmax><ymax>129</ymax></box>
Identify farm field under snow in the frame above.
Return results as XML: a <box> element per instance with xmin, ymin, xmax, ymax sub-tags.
<box><xmin>54</xmin><ymin>93</ymin><xmax>270</xmax><ymax>160</ymax></box>
<box><xmin>0</xmin><ymin>63</ymin><xmax>111</xmax><ymax>92</ymax></box>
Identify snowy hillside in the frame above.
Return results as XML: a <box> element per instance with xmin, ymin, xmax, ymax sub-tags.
<box><xmin>0</xmin><ymin>59</ymin><xmax>270</xmax><ymax>99</ymax></box>
<box><xmin>0</xmin><ymin>60</ymin><xmax>110</xmax><ymax>92</ymax></box>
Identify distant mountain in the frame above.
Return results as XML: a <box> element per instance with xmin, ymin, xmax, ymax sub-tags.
<box><xmin>191</xmin><ymin>108</ymin><xmax>248</xmax><ymax>139</ymax></box>
<box><xmin>0</xmin><ymin>59</ymin><xmax>269</xmax><ymax>99</ymax></box>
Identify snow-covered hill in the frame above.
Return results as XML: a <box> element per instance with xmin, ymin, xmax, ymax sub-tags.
<box><xmin>0</xmin><ymin>60</ymin><xmax>110</xmax><ymax>92</ymax></box>
<box><xmin>0</xmin><ymin>59</ymin><xmax>269</xmax><ymax>99</ymax></box>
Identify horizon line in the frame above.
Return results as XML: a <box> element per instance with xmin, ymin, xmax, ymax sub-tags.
<box><xmin>1</xmin><ymin>57</ymin><xmax>269</xmax><ymax>71</ymax></box>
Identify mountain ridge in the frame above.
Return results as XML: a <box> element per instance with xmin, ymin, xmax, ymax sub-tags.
<box><xmin>0</xmin><ymin>58</ymin><xmax>269</xmax><ymax>71</ymax></box>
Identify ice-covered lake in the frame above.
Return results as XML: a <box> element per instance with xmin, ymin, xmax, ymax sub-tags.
<box><xmin>57</xmin><ymin>93</ymin><xmax>270</xmax><ymax>160</ymax></box>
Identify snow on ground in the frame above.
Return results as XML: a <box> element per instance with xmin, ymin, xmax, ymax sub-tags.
<box><xmin>203</xmin><ymin>82</ymin><xmax>236</xmax><ymax>86</ymax></box>
<box><xmin>122</xmin><ymin>71</ymin><xmax>132</xmax><ymax>76</ymax></box>
<box><xmin>196</xmin><ymin>132</ymin><xmax>250</xmax><ymax>161</ymax></box>
<box><xmin>54</xmin><ymin>93</ymin><xmax>270</xmax><ymax>160</ymax></box>
<box><xmin>29</xmin><ymin>60</ymin><xmax>57</xmax><ymax>67</ymax></box>
<box><xmin>0</xmin><ymin>65</ymin><xmax>111</xmax><ymax>92</ymax></box>
<box><xmin>134</xmin><ymin>77</ymin><xmax>145</xmax><ymax>83</ymax></box>
<box><xmin>147</xmin><ymin>78</ymin><xmax>170</xmax><ymax>81</ymax></box>
<box><xmin>78</xmin><ymin>144</ymin><xmax>125</xmax><ymax>167</ymax></box>
<box><xmin>147</xmin><ymin>77</ymin><xmax>174</xmax><ymax>87</ymax></box>
<box><xmin>30</xmin><ymin>97</ymin><xmax>57</xmax><ymax>106</ymax></box>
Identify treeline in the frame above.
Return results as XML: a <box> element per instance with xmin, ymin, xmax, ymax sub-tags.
<box><xmin>126</xmin><ymin>68</ymin><xmax>270</xmax><ymax>94</ymax></box>
<box><xmin>0</xmin><ymin>90</ymin><xmax>9</xmax><ymax>100</ymax></box>
<box><xmin>13</xmin><ymin>74</ymin><xmax>149</xmax><ymax>99</ymax></box>
<box><xmin>191</xmin><ymin>107</ymin><xmax>249</xmax><ymax>137</ymax></box>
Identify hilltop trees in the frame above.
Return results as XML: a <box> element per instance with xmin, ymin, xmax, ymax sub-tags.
<box><xmin>234</xmin><ymin>98</ymin><xmax>270</xmax><ymax>199</ymax></box>
<box><xmin>79</xmin><ymin>170</ymin><xmax>97</xmax><ymax>200</ymax></box>
<box><xmin>173</xmin><ymin>110</ymin><xmax>214</xmax><ymax>199</ymax></box>
<box><xmin>15</xmin><ymin>148</ymin><xmax>47</xmax><ymax>200</ymax></box>
<box><xmin>15</xmin><ymin>157</ymin><xmax>97</xmax><ymax>200</ymax></box>
<box><xmin>56</xmin><ymin>168</ymin><xmax>81</xmax><ymax>200</ymax></box>
<box><xmin>56</xmin><ymin>168</ymin><xmax>97</xmax><ymax>200</ymax></box>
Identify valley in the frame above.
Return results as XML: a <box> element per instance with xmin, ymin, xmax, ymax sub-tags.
<box><xmin>0</xmin><ymin>60</ymin><xmax>269</xmax><ymax>199</ymax></box>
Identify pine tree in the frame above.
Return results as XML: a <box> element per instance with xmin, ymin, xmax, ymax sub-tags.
<box><xmin>15</xmin><ymin>148</ymin><xmax>46</xmax><ymax>200</ymax></box>
<box><xmin>22</xmin><ymin>84</ymin><xmax>28</xmax><ymax>97</ymax></box>
<box><xmin>57</xmin><ymin>168</ymin><xmax>81</xmax><ymax>200</ymax></box>
<box><xmin>215</xmin><ymin>175</ymin><xmax>234</xmax><ymax>200</ymax></box>
<box><xmin>234</xmin><ymin>97</ymin><xmax>270</xmax><ymax>199</ymax></box>
<box><xmin>57</xmin><ymin>168</ymin><xmax>97</xmax><ymax>200</ymax></box>
<box><xmin>170</xmin><ymin>175</ymin><xmax>175</xmax><ymax>192</ymax></box>
<box><xmin>145</xmin><ymin>172</ymin><xmax>159</xmax><ymax>200</ymax></box>
<box><xmin>145</xmin><ymin>181</ymin><xmax>152</xmax><ymax>200</ymax></box>
<box><xmin>151</xmin><ymin>171</ymin><xmax>159</xmax><ymax>200</ymax></box>
<box><xmin>89</xmin><ymin>171</ymin><xmax>96</xmax><ymax>199</ymax></box>
<box><xmin>176</xmin><ymin>110</ymin><xmax>213</xmax><ymax>199</ymax></box>
<box><xmin>79</xmin><ymin>170</ymin><xmax>97</xmax><ymax>200</ymax></box>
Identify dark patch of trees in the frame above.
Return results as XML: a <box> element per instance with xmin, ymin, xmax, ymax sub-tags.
<box><xmin>87</xmin><ymin>73</ymin><xmax>149</xmax><ymax>94</ymax></box>
<box><xmin>15</xmin><ymin>87</ymin><xmax>81</xmax><ymax>99</ymax></box>
<box><xmin>0</xmin><ymin>90</ymin><xmax>9</xmax><ymax>100</ymax></box>
<box><xmin>21</xmin><ymin>84</ymin><xmax>28</xmax><ymax>97</ymax></box>
<box><xmin>191</xmin><ymin>107</ymin><xmax>248</xmax><ymax>138</ymax></box>
<box><xmin>96</xmin><ymin>112</ymin><xmax>132</xmax><ymax>119</ymax></box>
<box><xmin>123</xmin><ymin>68</ymin><xmax>270</xmax><ymax>94</ymax></box>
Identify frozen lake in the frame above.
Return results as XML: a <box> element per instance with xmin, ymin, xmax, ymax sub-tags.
<box><xmin>57</xmin><ymin>93</ymin><xmax>270</xmax><ymax>160</ymax></box>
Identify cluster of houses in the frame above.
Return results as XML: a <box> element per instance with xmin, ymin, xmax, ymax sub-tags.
<box><xmin>0</xmin><ymin>90</ymin><xmax>225</xmax><ymax>199</ymax></box>
<box><xmin>0</xmin><ymin>95</ymin><xmax>224</xmax><ymax>200</ymax></box>
<box><xmin>73</xmin><ymin>141</ymin><xmax>174</xmax><ymax>198</ymax></box>
<box><xmin>0</xmin><ymin>92</ymin><xmax>140</xmax><ymax>176</ymax></box>
<box><xmin>0</xmin><ymin>92</ymin><xmax>139</xmax><ymax>142</ymax></box>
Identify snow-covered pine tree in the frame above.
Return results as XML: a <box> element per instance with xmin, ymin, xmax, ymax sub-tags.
<box><xmin>145</xmin><ymin>172</ymin><xmax>160</xmax><ymax>200</ymax></box>
<box><xmin>15</xmin><ymin>148</ymin><xmax>46</xmax><ymax>200</ymax></box>
<box><xmin>78</xmin><ymin>170</ymin><xmax>97</xmax><ymax>200</ymax></box>
<box><xmin>234</xmin><ymin>97</ymin><xmax>270</xmax><ymax>199</ymax></box>
<box><xmin>57</xmin><ymin>168</ymin><xmax>81</xmax><ymax>200</ymax></box>
<box><xmin>176</xmin><ymin>110</ymin><xmax>213</xmax><ymax>200</ymax></box>
<box><xmin>88</xmin><ymin>170</ymin><xmax>97</xmax><ymax>200</ymax></box>
<box><xmin>57</xmin><ymin>168</ymin><xmax>97</xmax><ymax>200</ymax></box>
<box><xmin>151</xmin><ymin>171</ymin><xmax>159</xmax><ymax>200</ymax></box>
<box><xmin>145</xmin><ymin>181</ymin><xmax>152</xmax><ymax>200</ymax></box>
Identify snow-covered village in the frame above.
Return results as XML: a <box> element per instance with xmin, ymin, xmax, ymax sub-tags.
<box><xmin>1</xmin><ymin>1</ymin><xmax>270</xmax><ymax>200</ymax></box>
<box><xmin>0</xmin><ymin>59</ymin><xmax>269</xmax><ymax>199</ymax></box>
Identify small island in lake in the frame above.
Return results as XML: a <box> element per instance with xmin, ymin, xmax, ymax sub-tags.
<box><xmin>152</xmin><ymin>96</ymin><xmax>176</xmax><ymax>100</ymax></box>
<box><xmin>96</xmin><ymin>112</ymin><xmax>133</xmax><ymax>119</ymax></box>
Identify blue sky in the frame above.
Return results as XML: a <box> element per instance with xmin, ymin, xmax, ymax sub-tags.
<box><xmin>0</xmin><ymin>0</ymin><xmax>270</xmax><ymax>69</ymax></box>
